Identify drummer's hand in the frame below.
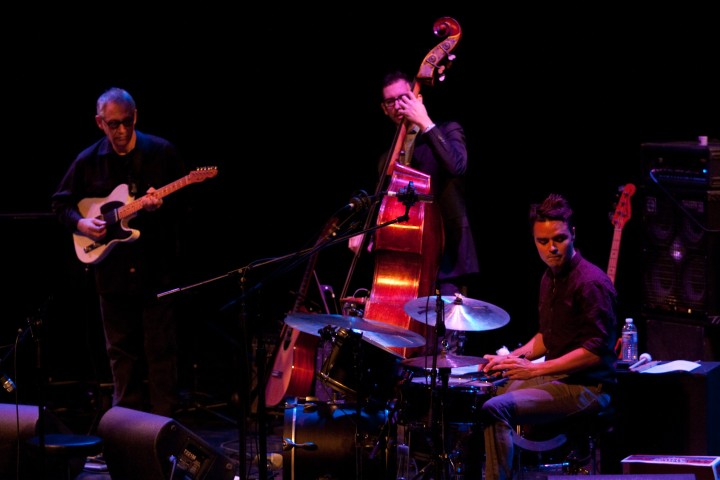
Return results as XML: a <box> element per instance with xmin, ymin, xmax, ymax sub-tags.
<box><xmin>482</xmin><ymin>354</ymin><xmax>505</xmax><ymax>375</ymax></box>
<box><xmin>483</xmin><ymin>354</ymin><xmax>534</xmax><ymax>380</ymax></box>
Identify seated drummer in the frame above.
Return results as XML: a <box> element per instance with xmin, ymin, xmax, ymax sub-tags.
<box><xmin>479</xmin><ymin>193</ymin><xmax>618</xmax><ymax>480</ymax></box>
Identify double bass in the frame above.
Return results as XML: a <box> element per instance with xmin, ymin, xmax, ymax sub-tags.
<box><xmin>342</xmin><ymin>17</ymin><xmax>463</xmax><ymax>358</ymax></box>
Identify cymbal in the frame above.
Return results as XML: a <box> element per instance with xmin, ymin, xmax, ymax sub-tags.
<box><xmin>283</xmin><ymin>312</ymin><xmax>426</xmax><ymax>348</ymax></box>
<box><xmin>401</xmin><ymin>352</ymin><xmax>488</xmax><ymax>369</ymax></box>
<box><xmin>404</xmin><ymin>294</ymin><xmax>510</xmax><ymax>331</ymax></box>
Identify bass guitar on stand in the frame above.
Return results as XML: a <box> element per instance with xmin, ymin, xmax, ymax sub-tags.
<box><xmin>607</xmin><ymin>183</ymin><xmax>636</xmax><ymax>285</ymax></box>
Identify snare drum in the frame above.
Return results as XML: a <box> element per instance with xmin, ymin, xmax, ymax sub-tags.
<box><xmin>399</xmin><ymin>375</ymin><xmax>495</xmax><ymax>425</ymax></box>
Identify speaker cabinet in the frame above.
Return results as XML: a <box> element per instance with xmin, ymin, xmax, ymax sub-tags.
<box><xmin>0</xmin><ymin>404</ymin><xmax>40</xmax><ymax>479</ymax></box>
<box><xmin>640</xmin><ymin>141</ymin><xmax>720</xmax><ymax>321</ymax></box>
<box><xmin>646</xmin><ymin>317</ymin><xmax>720</xmax><ymax>362</ymax></box>
<box><xmin>97</xmin><ymin>406</ymin><xmax>236</xmax><ymax>480</ymax></box>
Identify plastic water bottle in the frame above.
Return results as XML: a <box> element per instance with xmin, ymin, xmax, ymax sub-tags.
<box><xmin>621</xmin><ymin>318</ymin><xmax>638</xmax><ymax>363</ymax></box>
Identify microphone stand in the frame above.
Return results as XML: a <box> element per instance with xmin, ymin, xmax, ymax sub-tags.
<box><xmin>31</xmin><ymin>315</ymin><xmax>48</xmax><ymax>478</ymax></box>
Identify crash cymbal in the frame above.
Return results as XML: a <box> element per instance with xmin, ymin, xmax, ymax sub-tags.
<box><xmin>404</xmin><ymin>294</ymin><xmax>510</xmax><ymax>331</ymax></box>
<box><xmin>283</xmin><ymin>312</ymin><xmax>425</xmax><ymax>348</ymax></box>
<box><xmin>401</xmin><ymin>352</ymin><xmax>488</xmax><ymax>369</ymax></box>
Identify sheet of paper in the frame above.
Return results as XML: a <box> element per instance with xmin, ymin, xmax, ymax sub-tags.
<box><xmin>640</xmin><ymin>359</ymin><xmax>701</xmax><ymax>374</ymax></box>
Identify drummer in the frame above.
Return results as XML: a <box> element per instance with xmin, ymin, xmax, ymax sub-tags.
<box><xmin>478</xmin><ymin>193</ymin><xmax>618</xmax><ymax>480</ymax></box>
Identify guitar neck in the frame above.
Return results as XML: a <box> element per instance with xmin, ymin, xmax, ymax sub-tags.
<box><xmin>607</xmin><ymin>225</ymin><xmax>623</xmax><ymax>285</ymax></box>
<box><xmin>117</xmin><ymin>175</ymin><xmax>191</xmax><ymax>220</ymax></box>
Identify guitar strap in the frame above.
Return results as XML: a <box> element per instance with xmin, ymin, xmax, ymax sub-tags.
<box><xmin>127</xmin><ymin>149</ymin><xmax>143</xmax><ymax>198</ymax></box>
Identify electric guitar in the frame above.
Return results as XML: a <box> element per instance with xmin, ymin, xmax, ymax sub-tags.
<box><xmin>607</xmin><ymin>183</ymin><xmax>636</xmax><ymax>285</ymax></box>
<box><xmin>73</xmin><ymin>166</ymin><xmax>217</xmax><ymax>264</ymax></box>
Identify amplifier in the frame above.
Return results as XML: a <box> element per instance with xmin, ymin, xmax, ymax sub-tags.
<box><xmin>642</xmin><ymin>140</ymin><xmax>720</xmax><ymax>188</ymax></box>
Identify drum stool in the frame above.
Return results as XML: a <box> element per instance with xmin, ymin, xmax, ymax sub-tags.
<box><xmin>26</xmin><ymin>433</ymin><xmax>104</xmax><ymax>480</ymax></box>
<box><xmin>513</xmin><ymin>405</ymin><xmax>615</xmax><ymax>478</ymax></box>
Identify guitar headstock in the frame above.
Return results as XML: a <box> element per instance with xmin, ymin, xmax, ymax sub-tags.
<box><xmin>611</xmin><ymin>183</ymin><xmax>636</xmax><ymax>229</ymax></box>
<box><xmin>189</xmin><ymin>166</ymin><xmax>218</xmax><ymax>183</ymax></box>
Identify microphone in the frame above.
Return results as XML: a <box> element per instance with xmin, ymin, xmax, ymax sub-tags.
<box><xmin>384</xmin><ymin>190</ymin><xmax>434</xmax><ymax>203</ymax></box>
<box><xmin>343</xmin><ymin>190</ymin><xmax>373</xmax><ymax>213</ymax></box>
<box><xmin>629</xmin><ymin>352</ymin><xmax>652</xmax><ymax>371</ymax></box>
<box><xmin>1</xmin><ymin>372</ymin><xmax>16</xmax><ymax>393</ymax></box>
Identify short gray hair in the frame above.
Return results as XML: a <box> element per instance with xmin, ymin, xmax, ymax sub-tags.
<box><xmin>96</xmin><ymin>87</ymin><xmax>136</xmax><ymax>116</ymax></box>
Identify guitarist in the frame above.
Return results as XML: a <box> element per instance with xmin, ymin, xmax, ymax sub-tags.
<box><xmin>51</xmin><ymin>87</ymin><xmax>188</xmax><ymax>417</ymax></box>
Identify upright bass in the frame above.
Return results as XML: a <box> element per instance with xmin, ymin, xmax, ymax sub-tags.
<box><xmin>342</xmin><ymin>17</ymin><xmax>463</xmax><ymax>358</ymax></box>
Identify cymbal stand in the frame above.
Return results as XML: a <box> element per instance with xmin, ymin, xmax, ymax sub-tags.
<box><xmin>413</xmin><ymin>291</ymin><xmax>453</xmax><ymax>480</ymax></box>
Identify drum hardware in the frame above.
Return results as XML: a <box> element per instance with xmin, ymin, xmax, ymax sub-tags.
<box><xmin>401</xmin><ymin>292</ymin><xmax>457</xmax><ymax>479</ymax></box>
<box><xmin>282</xmin><ymin>437</ymin><xmax>318</xmax><ymax>451</ymax></box>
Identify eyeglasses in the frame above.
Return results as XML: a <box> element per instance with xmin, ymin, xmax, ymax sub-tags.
<box><xmin>382</xmin><ymin>94</ymin><xmax>408</xmax><ymax>109</ymax></box>
<box><xmin>102</xmin><ymin>117</ymin><xmax>135</xmax><ymax>130</ymax></box>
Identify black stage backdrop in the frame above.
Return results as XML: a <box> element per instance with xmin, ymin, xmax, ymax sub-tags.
<box><xmin>2</xmin><ymin>6</ymin><xmax>719</xmax><ymax>400</ymax></box>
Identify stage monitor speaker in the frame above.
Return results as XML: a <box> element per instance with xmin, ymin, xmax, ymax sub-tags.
<box><xmin>0</xmin><ymin>403</ymin><xmax>71</xmax><ymax>480</ymax></box>
<box><xmin>640</xmin><ymin>141</ymin><xmax>720</xmax><ymax>321</ymax></box>
<box><xmin>97</xmin><ymin>406</ymin><xmax>236</xmax><ymax>480</ymax></box>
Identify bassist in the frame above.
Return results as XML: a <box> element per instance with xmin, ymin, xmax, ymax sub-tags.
<box><xmin>51</xmin><ymin>87</ymin><xmax>188</xmax><ymax>417</ymax></box>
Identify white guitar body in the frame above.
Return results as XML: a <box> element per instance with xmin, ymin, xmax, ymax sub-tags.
<box><xmin>73</xmin><ymin>183</ymin><xmax>140</xmax><ymax>264</ymax></box>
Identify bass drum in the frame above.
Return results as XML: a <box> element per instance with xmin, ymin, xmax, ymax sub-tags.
<box><xmin>283</xmin><ymin>400</ymin><xmax>389</xmax><ymax>480</ymax></box>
